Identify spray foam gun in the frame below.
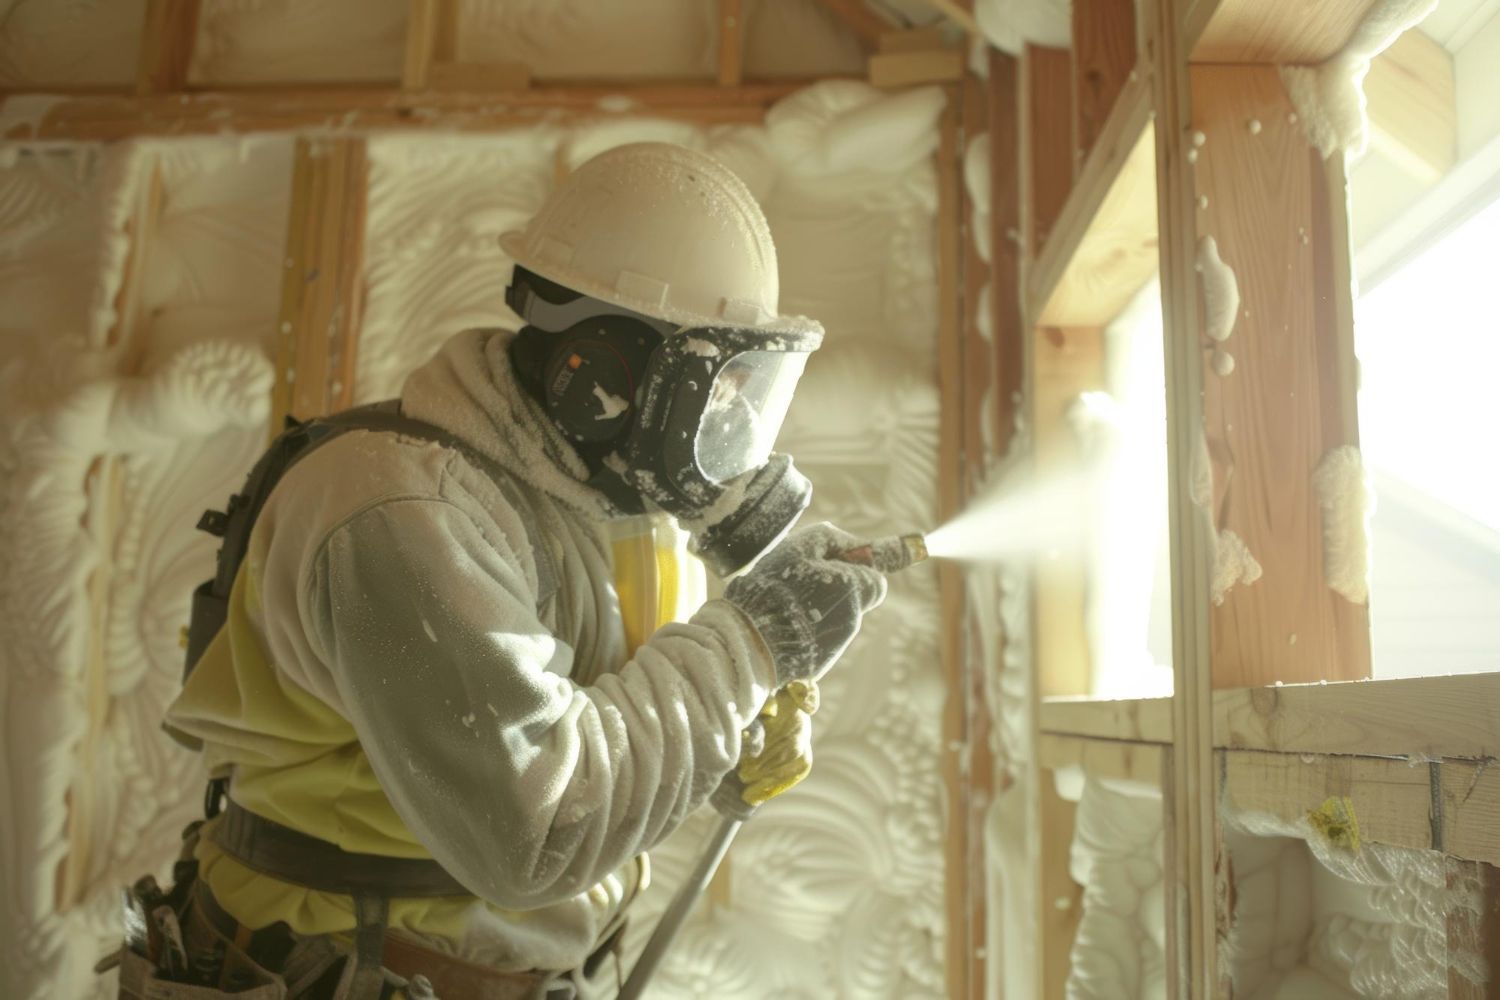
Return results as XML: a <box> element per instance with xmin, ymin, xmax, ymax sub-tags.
<box><xmin>617</xmin><ymin>533</ymin><xmax>929</xmax><ymax>1000</ymax></box>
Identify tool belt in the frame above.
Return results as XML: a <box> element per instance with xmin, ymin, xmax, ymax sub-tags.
<box><xmin>101</xmin><ymin>797</ymin><xmax>622</xmax><ymax>1000</ymax></box>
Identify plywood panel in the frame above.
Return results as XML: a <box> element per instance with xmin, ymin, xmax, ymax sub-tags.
<box><xmin>1190</xmin><ymin>65</ymin><xmax>1371</xmax><ymax>688</ymax></box>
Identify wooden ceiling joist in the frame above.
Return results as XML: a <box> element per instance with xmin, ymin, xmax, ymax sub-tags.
<box><xmin>0</xmin><ymin>81</ymin><xmax>832</xmax><ymax>141</ymax></box>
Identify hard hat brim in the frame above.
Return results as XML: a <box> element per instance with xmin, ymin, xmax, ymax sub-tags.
<box><xmin>499</xmin><ymin>231</ymin><xmax>825</xmax><ymax>340</ymax></box>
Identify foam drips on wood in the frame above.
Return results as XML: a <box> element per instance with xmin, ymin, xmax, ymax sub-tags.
<box><xmin>1280</xmin><ymin>0</ymin><xmax>1439</xmax><ymax>158</ymax></box>
<box><xmin>1196</xmin><ymin>235</ymin><xmax>1239</xmax><ymax>345</ymax></box>
<box><xmin>1191</xmin><ymin>425</ymin><xmax>1264</xmax><ymax>605</ymax></box>
<box><xmin>1313</xmin><ymin>445</ymin><xmax>1374</xmax><ymax>604</ymax></box>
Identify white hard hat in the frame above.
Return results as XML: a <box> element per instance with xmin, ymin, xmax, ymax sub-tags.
<box><xmin>501</xmin><ymin>142</ymin><xmax>820</xmax><ymax>337</ymax></box>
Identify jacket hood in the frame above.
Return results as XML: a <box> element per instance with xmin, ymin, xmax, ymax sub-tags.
<box><xmin>401</xmin><ymin>328</ymin><xmax>622</xmax><ymax>520</ymax></box>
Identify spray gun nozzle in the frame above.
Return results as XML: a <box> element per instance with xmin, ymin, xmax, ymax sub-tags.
<box><xmin>839</xmin><ymin>533</ymin><xmax>929</xmax><ymax>574</ymax></box>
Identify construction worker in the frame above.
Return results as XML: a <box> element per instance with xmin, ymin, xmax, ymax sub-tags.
<box><xmin>113</xmin><ymin>143</ymin><xmax>888</xmax><ymax>1000</ymax></box>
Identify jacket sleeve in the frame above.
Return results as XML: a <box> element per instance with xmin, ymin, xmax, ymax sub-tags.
<box><xmin>302</xmin><ymin>495</ymin><xmax>774</xmax><ymax>910</ymax></box>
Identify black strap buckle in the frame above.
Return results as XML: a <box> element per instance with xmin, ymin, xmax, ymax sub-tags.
<box><xmin>196</xmin><ymin>509</ymin><xmax>230</xmax><ymax>538</ymax></box>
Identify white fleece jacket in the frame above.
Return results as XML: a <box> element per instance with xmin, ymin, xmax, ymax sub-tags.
<box><xmin>235</xmin><ymin>328</ymin><xmax>774</xmax><ymax>965</ymax></box>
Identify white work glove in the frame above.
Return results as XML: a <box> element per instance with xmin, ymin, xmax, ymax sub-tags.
<box><xmin>723</xmin><ymin>522</ymin><xmax>888</xmax><ymax>687</ymax></box>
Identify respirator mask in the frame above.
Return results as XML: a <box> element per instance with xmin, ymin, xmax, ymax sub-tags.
<box><xmin>507</xmin><ymin>267</ymin><xmax>817</xmax><ymax>577</ymax></box>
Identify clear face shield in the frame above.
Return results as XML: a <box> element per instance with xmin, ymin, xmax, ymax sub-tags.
<box><xmin>623</xmin><ymin>327</ymin><xmax>821</xmax><ymax>576</ymax></box>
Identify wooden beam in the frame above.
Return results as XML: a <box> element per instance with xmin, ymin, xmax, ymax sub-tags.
<box><xmin>718</xmin><ymin>0</ymin><xmax>744</xmax><ymax>87</ymax></box>
<box><xmin>987</xmin><ymin>49</ymin><xmax>1024</xmax><ymax>454</ymax></box>
<box><xmin>1365</xmin><ymin>28</ymin><xmax>1457</xmax><ymax>183</ymax></box>
<box><xmin>1217</xmin><ymin>673</ymin><xmax>1500</xmax><ymax>760</ymax></box>
<box><xmin>271</xmin><ymin>138</ymin><xmax>368</xmax><ymax>428</ymax></box>
<box><xmin>1041</xmin><ymin>695</ymin><xmax>1174</xmax><ymax>744</ymax></box>
<box><xmin>1187</xmin><ymin>0</ymin><xmax>1382</xmax><ymax>63</ymax></box>
<box><xmin>1020</xmin><ymin>45</ymin><xmax>1073</xmax><ymax>260</ymax></box>
<box><xmin>1071</xmin><ymin>0</ymin><xmax>1136</xmax><ymax>167</ymax></box>
<box><xmin>935</xmin><ymin>87</ymin><xmax>973</xmax><ymax>1000</ymax></box>
<box><xmin>1039</xmin><ymin>773</ymin><xmax>1084</xmax><ymax>999</ymax></box>
<box><xmin>1038</xmin><ymin>732</ymin><xmax>1165</xmax><ymax>784</ymax></box>
<box><xmin>1191</xmin><ymin>65</ymin><xmax>1371</xmax><ymax>689</ymax></box>
<box><xmin>1147</xmin><ymin>0</ymin><xmax>1216</xmax><ymax>987</ymax></box>
<box><xmin>1031</xmin><ymin>82</ymin><xmax>1156</xmax><ymax>328</ymax></box>
<box><xmin>1044</xmin><ymin>672</ymin><xmax>1500</xmax><ymax>760</ymax></box>
<box><xmin>136</xmin><ymin>0</ymin><xmax>200</xmax><ymax>95</ymax></box>
<box><xmin>815</xmin><ymin>0</ymin><xmax>897</xmax><ymax>47</ymax></box>
<box><xmin>0</xmin><ymin>82</ymin><xmax>833</xmax><ymax>140</ymax></box>
<box><xmin>869</xmin><ymin>48</ymin><xmax>965</xmax><ymax>88</ymax></box>
<box><xmin>426</xmin><ymin>61</ymin><xmax>532</xmax><ymax>92</ymax></box>
<box><xmin>1031</xmin><ymin>326</ymin><xmax>1103</xmax><ymax>699</ymax></box>
<box><xmin>403</xmin><ymin>0</ymin><xmax>459</xmax><ymax>90</ymax></box>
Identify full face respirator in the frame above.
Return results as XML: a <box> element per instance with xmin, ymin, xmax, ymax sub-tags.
<box><xmin>507</xmin><ymin>266</ymin><xmax>817</xmax><ymax>577</ymax></box>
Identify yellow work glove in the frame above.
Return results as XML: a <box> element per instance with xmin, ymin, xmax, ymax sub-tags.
<box><xmin>736</xmin><ymin>679</ymin><xmax>820</xmax><ymax>807</ymax></box>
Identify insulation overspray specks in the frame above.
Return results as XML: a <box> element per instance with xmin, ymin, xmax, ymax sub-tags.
<box><xmin>1196</xmin><ymin>235</ymin><xmax>1240</xmax><ymax>345</ymax></box>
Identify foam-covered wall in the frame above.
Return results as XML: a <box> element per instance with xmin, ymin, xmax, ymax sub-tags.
<box><xmin>1062</xmin><ymin>777</ymin><xmax>1167</xmax><ymax>999</ymax></box>
<box><xmin>0</xmin><ymin>80</ymin><xmax>950</xmax><ymax>997</ymax></box>
<box><xmin>0</xmin><ymin>138</ymin><xmax>286</xmax><ymax>999</ymax></box>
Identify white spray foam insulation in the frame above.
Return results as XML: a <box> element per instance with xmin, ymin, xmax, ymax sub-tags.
<box><xmin>1212</xmin><ymin>529</ymin><xmax>1263</xmax><ymax>605</ymax></box>
<box><xmin>1196</xmin><ymin>234</ymin><xmax>1239</xmax><ymax>343</ymax></box>
<box><xmin>1280</xmin><ymin>0</ymin><xmax>1439</xmax><ymax>159</ymax></box>
<box><xmin>190</xmin><ymin>0</ymin><xmax>407</xmax><ymax>85</ymax></box>
<box><xmin>0</xmin><ymin>0</ymin><xmax>145</xmax><ymax>87</ymax></box>
<box><xmin>1066</xmin><ymin>779</ymin><xmax>1168</xmax><ymax>999</ymax></box>
<box><xmin>185</xmin><ymin>0</ymin><xmax>863</xmax><ymax>87</ymax></box>
<box><xmin>1</xmin><ymin>140</ymin><xmax>278</xmax><ymax>1000</ymax></box>
<box><xmin>1312</xmin><ymin>445</ymin><xmax>1375</xmax><ymax>604</ymax></box>
<box><xmin>1222</xmin><ymin>808</ymin><xmax>1489</xmax><ymax>997</ymax></box>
